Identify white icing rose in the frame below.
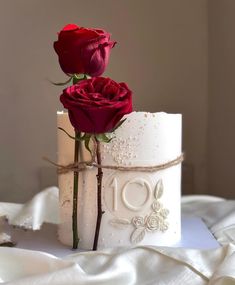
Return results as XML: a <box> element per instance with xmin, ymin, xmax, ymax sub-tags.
<box><xmin>145</xmin><ymin>214</ymin><xmax>160</xmax><ymax>232</ymax></box>
<box><xmin>160</xmin><ymin>208</ymin><xmax>169</xmax><ymax>218</ymax></box>
<box><xmin>151</xmin><ymin>201</ymin><xmax>162</xmax><ymax>212</ymax></box>
<box><xmin>132</xmin><ymin>216</ymin><xmax>144</xmax><ymax>227</ymax></box>
<box><xmin>160</xmin><ymin>222</ymin><xmax>169</xmax><ymax>232</ymax></box>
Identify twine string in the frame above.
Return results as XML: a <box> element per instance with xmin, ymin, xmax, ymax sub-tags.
<box><xmin>43</xmin><ymin>153</ymin><xmax>184</xmax><ymax>174</ymax></box>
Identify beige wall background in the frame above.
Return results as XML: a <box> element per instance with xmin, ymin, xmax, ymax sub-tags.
<box><xmin>0</xmin><ymin>0</ymin><xmax>233</xmax><ymax>202</ymax></box>
<box><xmin>208</xmin><ymin>0</ymin><xmax>235</xmax><ymax>199</ymax></box>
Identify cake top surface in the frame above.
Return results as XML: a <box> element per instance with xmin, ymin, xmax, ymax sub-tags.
<box><xmin>57</xmin><ymin>110</ymin><xmax>182</xmax><ymax>117</ymax></box>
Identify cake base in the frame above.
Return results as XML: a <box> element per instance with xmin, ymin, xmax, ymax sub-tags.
<box><xmin>1</xmin><ymin>217</ymin><xmax>219</xmax><ymax>258</ymax></box>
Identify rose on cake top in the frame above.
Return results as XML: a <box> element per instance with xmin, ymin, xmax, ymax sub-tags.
<box><xmin>54</xmin><ymin>24</ymin><xmax>116</xmax><ymax>77</ymax></box>
<box><xmin>60</xmin><ymin>77</ymin><xmax>132</xmax><ymax>134</ymax></box>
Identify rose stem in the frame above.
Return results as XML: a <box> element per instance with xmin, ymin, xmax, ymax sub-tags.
<box><xmin>93</xmin><ymin>138</ymin><xmax>104</xmax><ymax>250</ymax></box>
<box><xmin>72</xmin><ymin>130</ymin><xmax>80</xmax><ymax>249</ymax></box>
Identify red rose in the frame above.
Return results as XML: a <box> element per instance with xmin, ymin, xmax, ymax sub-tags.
<box><xmin>60</xmin><ymin>77</ymin><xmax>132</xmax><ymax>134</ymax></box>
<box><xmin>54</xmin><ymin>24</ymin><xmax>116</xmax><ymax>77</ymax></box>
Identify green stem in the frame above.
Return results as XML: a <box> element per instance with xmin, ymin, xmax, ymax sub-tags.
<box><xmin>92</xmin><ymin>138</ymin><xmax>104</xmax><ymax>250</ymax></box>
<box><xmin>72</xmin><ymin>130</ymin><xmax>80</xmax><ymax>249</ymax></box>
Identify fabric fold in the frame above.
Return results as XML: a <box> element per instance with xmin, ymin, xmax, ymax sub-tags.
<box><xmin>0</xmin><ymin>245</ymin><xmax>235</xmax><ymax>285</ymax></box>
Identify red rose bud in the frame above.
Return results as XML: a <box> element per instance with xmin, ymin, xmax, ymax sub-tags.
<box><xmin>54</xmin><ymin>24</ymin><xmax>116</xmax><ymax>77</ymax></box>
<box><xmin>60</xmin><ymin>77</ymin><xmax>132</xmax><ymax>134</ymax></box>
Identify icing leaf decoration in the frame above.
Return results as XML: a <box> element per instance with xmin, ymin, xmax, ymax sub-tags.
<box><xmin>109</xmin><ymin>218</ymin><xmax>131</xmax><ymax>229</ymax></box>
<box><xmin>130</xmin><ymin>227</ymin><xmax>146</xmax><ymax>244</ymax></box>
<box><xmin>154</xmin><ymin>179</ymin><xmax>164</xmax><ymax>199</ymax></box>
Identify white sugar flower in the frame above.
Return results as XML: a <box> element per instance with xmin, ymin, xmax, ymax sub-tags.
<box><xmin>132</xmin><ymin>216</ymin><xmax>144</xmax><ymax>227</ymax></box>
<box><xmin>145</xmin><ymin>214</ymin><xmax>160</xmax><ymax>232</ymax></box>
<box><xmin>151</xmin><ymin>201</ymin><xmax>162</xmax><ymax>212</ymax></box>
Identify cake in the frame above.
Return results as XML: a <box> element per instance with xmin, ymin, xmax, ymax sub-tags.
<box><xmin>57</xmin><ymin>111</ymin><xmax>182</xmax><ymax>250</ymax></box>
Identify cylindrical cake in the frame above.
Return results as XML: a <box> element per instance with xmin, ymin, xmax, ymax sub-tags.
<box><xmin>57</xmin><ymin>111</ymin><xmax>182</xmax><ymax>249</ymax></box>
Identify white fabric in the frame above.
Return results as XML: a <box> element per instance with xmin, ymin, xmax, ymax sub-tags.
<box><xmin>0</xmin><ymin>244</ymin><xmax>235</xmax><ymax>284</ymax></box>
<box><xmin>0</xmin><ymin>187</ymin><xmax>235</xmax><ymax>284</ymax></box>
<box><xmin>0</xmin><ymin>187</ymin><xmax>59</xmax><ymax>230</ymax></box>
<box><xmin>181</xmin><ymin>195</ymin><xmax>235</xmax><ymax>245</ymax></box>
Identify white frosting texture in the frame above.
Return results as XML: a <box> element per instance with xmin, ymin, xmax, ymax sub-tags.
<box><xmin>57</xmin><ymin>111</ymin><xmax>182</xmax><ymax>249</ymax></box>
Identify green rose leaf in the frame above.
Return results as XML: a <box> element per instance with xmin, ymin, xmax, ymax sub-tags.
<box><xmin>72</xmin><ymin>74</ymin><xmax>91</xmax><ymax>84</ymax></box>
<box><xmin>109</xmin><ymin>118</ymin><xmax>127</xmax><ymax>133</ymax></box>
<box><xmin>51</xmin><ymin>76</ymin><xmax>73</xmax><ymax>86</ymax></box>
<box><xmin>58</xmin><ymin>127</ymin><xmax>81</xmax><ymax>141</ymax></box>
<box><xmin>80</xmin><ymin>133</ymin><xmax>92</xmax><ymax>155</ymax></box>
<box><xmin>95</xmin><ymin>133</ymin><xmax>112</xmax><ymax>143</ymax></box>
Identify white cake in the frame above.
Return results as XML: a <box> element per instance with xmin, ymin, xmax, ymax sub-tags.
<box><xmin>57</xmin><ymin>111</ymin><xmax>182</xmax><ymax>250</ymax></box>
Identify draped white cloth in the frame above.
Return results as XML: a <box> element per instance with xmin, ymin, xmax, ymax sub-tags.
<box><xmin>0</xmin><ymin>187</ymin><xmax>235</xmax><ymax>285</ymax></box>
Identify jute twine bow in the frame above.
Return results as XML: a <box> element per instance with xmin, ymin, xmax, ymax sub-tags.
<box><xmin>43</xmin><ymin>153</ymin><xmax>184</xmax><ymax>174</ymax></box>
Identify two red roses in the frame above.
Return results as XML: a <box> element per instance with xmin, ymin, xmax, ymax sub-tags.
<box><xmin>54</xmin><ymin>24</ymin><xmax>132</xmax><ymax>134</ymax></box>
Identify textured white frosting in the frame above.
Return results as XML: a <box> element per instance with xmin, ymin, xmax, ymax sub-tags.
<box><xmin>57</xmin><ymin>111</ymin><xmax>182</xmax><ymax>250</ymax></box>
